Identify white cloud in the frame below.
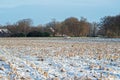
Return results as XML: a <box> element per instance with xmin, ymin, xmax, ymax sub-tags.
<box><xmin>0</xmin><ymin>0</ymin><xmax>116</xmax><ymax>8</ymax></box>
<box><xmin>0</xmin><ymin>0</ymin><xmax>39</xmax><ymax>8</ymax></box>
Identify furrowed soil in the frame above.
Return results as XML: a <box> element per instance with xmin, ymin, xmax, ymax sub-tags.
<box><xmin>0</xmin><ymin>38</ymin><xmax>120</xmax><ymax>80</ymax></box>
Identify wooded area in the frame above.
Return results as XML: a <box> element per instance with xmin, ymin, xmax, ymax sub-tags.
<box><xmin>0</xmin><ymin>14</ymin><xmax>120</xmax><ymax>38</ymax></box>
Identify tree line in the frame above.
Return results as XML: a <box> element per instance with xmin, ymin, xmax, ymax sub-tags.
<box><xmin>0</xmin><ymin>14</ymin><xmax>120</xmax><ymax>38</ymax></box>
<box><xmin>99</xmin><ymin>15</ymin><xmax>120</xmax><ymax>37</ymax></box>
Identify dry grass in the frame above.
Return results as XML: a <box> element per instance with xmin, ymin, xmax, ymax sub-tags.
<box><xmin>0</xmin><ymin>38</ymin><xmax>119</xmax><ymax>80</ymax></box>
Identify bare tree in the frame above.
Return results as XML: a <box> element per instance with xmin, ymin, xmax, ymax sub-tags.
<box><xmin>99</xmin><ymin>15</ymin><xmax>120</xmax><ymax>37</ymax></box>
<box><xmin>16</xmin><ymin>19</ymin><xmax>32</xmax><ymax>36</ymax></box>
<box><xmin>62</xmin><ymin>17</ymin><xmax>80</xmax><ymax>36</ymax></box>
<box><xmin>46</xmin><ymin>19</ymin><xmax>62</xmax><ymax>36</ymax></box>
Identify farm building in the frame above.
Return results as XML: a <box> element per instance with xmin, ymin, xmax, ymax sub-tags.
<box><xmin>0</xmin><ymin>28</ymin><xmax>11</xmax><ymax>37</ymax></box>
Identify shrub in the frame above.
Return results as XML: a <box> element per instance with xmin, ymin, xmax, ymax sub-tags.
<box><xmin>27</xmin><ymin>31</ymin><xmax>50</xmax><ymax>37</ymax></box>
<box><xmin>10</xmin><ymin>33</ymin><xmax>26</xmax><ymax>37</ymax></box>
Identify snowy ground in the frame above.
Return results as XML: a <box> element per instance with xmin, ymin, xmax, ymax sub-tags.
<box><xmin>0</xmin><ymin>38</ymin><xmax>120</xmax><ymax>80</ymax></box>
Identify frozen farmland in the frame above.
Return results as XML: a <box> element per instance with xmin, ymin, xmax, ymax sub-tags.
<box><xmin>0</xmin><ymin>38</ymin><xmax>120</xmax><ymax>80</ymax></box>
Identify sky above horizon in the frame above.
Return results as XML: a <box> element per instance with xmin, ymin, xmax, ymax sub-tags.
<box><xmin>0</xmin><ymin>0</ymin><xmax>120</xmax><ymax>26</ymax></box>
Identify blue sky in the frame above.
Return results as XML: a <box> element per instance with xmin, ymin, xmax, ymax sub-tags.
<box><xmin>0</xmin><ymin>0</ymin><xmax>120</xmax><ymax>25</ymax></box>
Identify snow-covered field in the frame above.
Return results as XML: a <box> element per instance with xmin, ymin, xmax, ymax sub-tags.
<box><xmin>0</xmin><ymin>38</ymin><xmax>120</xmax><ymax>80</ymax></box>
